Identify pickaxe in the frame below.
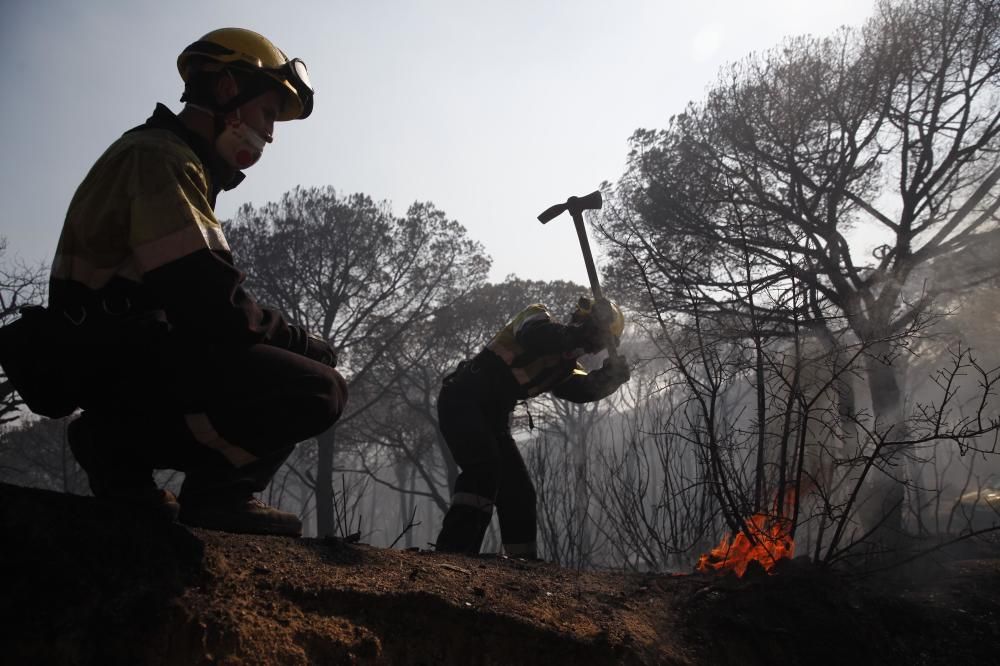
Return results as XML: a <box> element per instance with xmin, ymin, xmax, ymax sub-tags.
<box><xmin>536</xmin><ymin>190</ymin><xmax>606</xmax><ymax>300</ymax></box>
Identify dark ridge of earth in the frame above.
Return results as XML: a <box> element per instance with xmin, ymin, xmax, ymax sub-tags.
<box><xmin>1</xmin><ymin>482</ymin><xmax>997</xmax><ymax>665</ymax></box>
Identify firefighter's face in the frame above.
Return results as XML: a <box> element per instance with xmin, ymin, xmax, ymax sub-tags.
<box><xmin>235</xmin><ymin>90</ymin><xmax>280</xmax><ymax>145</ymax></box>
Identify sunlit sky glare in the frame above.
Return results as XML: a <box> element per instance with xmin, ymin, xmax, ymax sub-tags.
<box><xmin>1</xmin><ymin>0</ymin><xmax>880</xmax><ymax>287</ymax></box>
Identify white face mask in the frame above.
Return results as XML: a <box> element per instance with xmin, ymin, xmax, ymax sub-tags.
<box><xmin>215</xmin><ymin>108</ymin><xmax>267</xmax><ymax>170</ymax></box>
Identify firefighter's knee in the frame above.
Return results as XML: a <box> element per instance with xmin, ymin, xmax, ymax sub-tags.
<box><xmin>295</xmin><ymin>367</ymin><xmax>348</xmax><ymax>435</ymax></box>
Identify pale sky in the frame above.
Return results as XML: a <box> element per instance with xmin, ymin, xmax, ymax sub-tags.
<box><xmin>0</xmin><ymin>0</ymin><xmax>880</xmax><ymax>285</ymax></box>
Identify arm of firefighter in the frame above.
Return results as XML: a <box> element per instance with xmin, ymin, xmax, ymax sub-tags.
<box><xmin>286</xmin><ymin>324</ymin><xmax>339</xmax><ymax>367</ymax></box>
<box><xmin>550</xmin><ymin>355</ymin><xmax>631</xmax><ymax>403</ymax></box>
<box><xmin>143</xmin><ymin>249</ymin><xmax>337</xmax><ymax>366</ymax></box>
<box><xmin>132</xmin><ymin>152</ymin><xmax>336</xmax><ymax>365</ymax></box>
<box><xmin>516</xmin><ymin>312</ymin><xmax>586</xmax><ymax>355</ymax></box>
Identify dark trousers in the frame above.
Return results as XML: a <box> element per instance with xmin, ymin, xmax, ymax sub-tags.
<box><xmin>435</xmin><ymin>359</ymin><xmax>536</xmax><ymax>554</ymax></box>
<box><xmin>72</xmin><ymin>319</ymin><xmax>347</xmax><ymax>498</ymax></box>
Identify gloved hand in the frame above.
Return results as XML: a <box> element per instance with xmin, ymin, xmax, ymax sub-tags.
<box><xmin>304</xmin><ymin>332</ymin><xmax>339</xmax><ymax>367</ymax></box>
<box><xmin>289</xmin><ymin>325</ymin><xmax>339</xmax><ymax>367</ymax></box>
<box><xmin>600</xmin><ymin>354</ymin><xmax>630</xmax><ymax>385</ymax></box>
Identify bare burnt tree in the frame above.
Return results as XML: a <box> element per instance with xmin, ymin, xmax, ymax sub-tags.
<box><xmin>589</xmin><ymin>389</ymin><xmax>718</xmax><ymax>572</ymax></box>
<box><xmin>526</xmin><ymin>400</ymin><xmax>607</xmax><ymax>568</ymax></box>
<box><xmin>340</xmin><ymin>381</ymin><xmax>450</xmax><ymax>547</ymax></box>
<box><xmin>226</xmin><ymin>187</ymin><xmax>490</xmax><ymax>536</ymax></box>
<box><xmin>577</xmin><ymin>299</ymin><xmax>998</xmax><ymax>574</ymax></box>
<box><xmin>900</xmin><ymin>275</ymin><xmax>1000</xmax><ymax>535</ymax></box>
<box><xmin>601</xmin><ymin>0</ymin><xmax>1000</xmax><ymax>551</ymax></box>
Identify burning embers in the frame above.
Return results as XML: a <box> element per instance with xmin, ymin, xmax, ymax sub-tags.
<box><xmin>696</xmin><ymin>489</ymin><xmax>799</xmax><ymax>577</ymax></box>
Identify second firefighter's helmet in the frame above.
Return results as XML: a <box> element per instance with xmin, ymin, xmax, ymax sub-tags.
<box><xmin>177</xmin><ymin>27</ymin><xmax>314</xmax><ymax>121</ymax></box>
<box><xmin>573</xmin><ymin>297</ymin><xmax>625</xmax><ymax>339</ymax></box>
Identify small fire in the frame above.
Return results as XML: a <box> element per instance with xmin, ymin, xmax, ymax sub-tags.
<box><xmin>695</xmin><ymin>512</ymin><xmax>795</xmax><ymax>577</ymax></box>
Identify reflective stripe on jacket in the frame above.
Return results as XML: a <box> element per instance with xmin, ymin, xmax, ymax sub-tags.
<box><xmin>485</xmin><ymin>304</ymin><xmax>585</xmax><ymax>398</ymax></box>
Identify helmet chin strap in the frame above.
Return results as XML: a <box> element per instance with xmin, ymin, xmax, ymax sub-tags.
<box><xmin>184</xmin><ymin>102</ymin><xmax>231</xmax><ymax>138</ymax></box>
<box><xmin>185</xmin><ymin>102</ymin><xmax>217</xmax><ymax>117</ymax></box>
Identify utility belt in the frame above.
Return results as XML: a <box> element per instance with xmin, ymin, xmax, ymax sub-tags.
<box><xmin>441</xmin><ymin>350</ymin><xmax>519</xmax><ymax>415</ymax></box>
<box><xmin>51</xmin><ymin>278</ymin><xmax>160</xmax><ymax>329</ymax></box>
<box><xmin>442</xmin><ymin>350</ymin><xmax>508</xmax><ymax>386</ymax></box>
<box><xmin>0</xmin><ymin>285</ymin><xmax>163</xmax><ymax>419</ymax></box>
<box><xmin>58</xmin><ymin>294</ymin><xmax>138</xmax><ymax>326</ymax></box>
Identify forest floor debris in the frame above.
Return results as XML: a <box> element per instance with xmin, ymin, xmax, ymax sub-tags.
<box><xmin>2</xmin><ymin>482</ymin><xmax>998</xmax><ymax>665</ymax></box>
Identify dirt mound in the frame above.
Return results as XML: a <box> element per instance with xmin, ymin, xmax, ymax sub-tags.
<box><xmin>1</xmin><ymin>482</ymin><xmax>998</xmax><ymax>665</ymax></box>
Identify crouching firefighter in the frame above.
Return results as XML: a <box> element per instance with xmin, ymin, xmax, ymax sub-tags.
<box><xmin>0</xmin><ymin>29</ymin><xmax>347</xmax><ymax>537</ymax></box>
<box><xmin>434</xmin><ymin>297</ymin><xmax>630</xmax><ymax>558</ymax></box>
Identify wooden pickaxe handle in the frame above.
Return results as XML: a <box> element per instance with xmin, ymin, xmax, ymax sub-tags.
<box><xmin>571</xmin><ymin>208</ymin><xmax>603</xmax><ymax>301</ymax></box>
<box><xmin>537</xmin><ymin>190</ymin><xmax>604</xmax><ymax>300</ymax></box>
<box><xmin>537</xmin><ymin>190</ymin><xmax>623</xmax><ymax>358</ymax></box>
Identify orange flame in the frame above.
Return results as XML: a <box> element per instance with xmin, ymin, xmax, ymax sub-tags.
<box><xmin>696</xmin><ymin>486</ymin><xmax>803</xmax><ymax>577</ymax></box>
<box><xmin>695</xmin><ymin>512</ymin><xmax>795</xmax><ymax>577</ymax></box>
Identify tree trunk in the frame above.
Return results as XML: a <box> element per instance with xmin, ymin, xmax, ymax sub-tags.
<box><xmin>753</xmin><ymin>341</ymin><xmax>767</xmax><ymax>513</ymax></box>
<box><xmin>315</xmin><ymin>427</ymin><xmax>336</xmax><ymax>538</ymax></box>
<box><xmin>395</xmin><ymin>462</ymin><xmax>417</xmax><ymax>548</ymax></box>
<box><xmin>862</xmin><ymin>345</ymin><xmax>907</xmax><ymax>549</ymax></box>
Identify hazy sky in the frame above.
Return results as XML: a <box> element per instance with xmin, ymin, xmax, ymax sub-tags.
<box><xmin>1</xmin><ymin>0</ymin><xmax>880</xmax><ymax>285</ymax></box>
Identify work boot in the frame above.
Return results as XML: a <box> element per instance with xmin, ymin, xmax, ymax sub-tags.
<box><xmin>179</xmin><ymin>495</ymin><xmax>302</xmax><ymax>537</ymax></box>
<box><xmin>67</xmin><ymin>415</ymin><xmax>180</xmax><ymax>522</ymax></box>
<box><xmin>435</xmin><ymin>504</ymin><xmax>493</xmax><ymax>554</ymax></box>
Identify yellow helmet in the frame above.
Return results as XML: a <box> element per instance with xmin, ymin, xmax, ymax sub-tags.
<box><xmin>178</xmin><ymin>28</ymin><xmax>313</xmax><ymax>121</ymax></box>
<box><xmin>573</xmin><ymin>297</ymin><xmax>625</xmax><ymax>339</ymax></box>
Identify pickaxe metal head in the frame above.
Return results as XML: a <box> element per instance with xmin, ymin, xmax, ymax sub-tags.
<box><xmin>537</xmin><ymin>190</ymin><xmax>603</xmax><ymax>224</ymax></box>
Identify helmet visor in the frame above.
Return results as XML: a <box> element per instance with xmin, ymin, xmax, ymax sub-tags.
<box><xmin>275</xmin><ymin>58</ymin><xmax>313</xmax><ymax>119</ymax></box>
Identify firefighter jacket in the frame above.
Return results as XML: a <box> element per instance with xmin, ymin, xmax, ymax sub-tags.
<box><xmin>49</xmin><ymin>104</ymin><xmax>319</xmax><ymax>356</ymax></box>
<box><xmin>474</xmin><ymin>303</ymin><xmax>625</xmax><ymax>404</ymax></box>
